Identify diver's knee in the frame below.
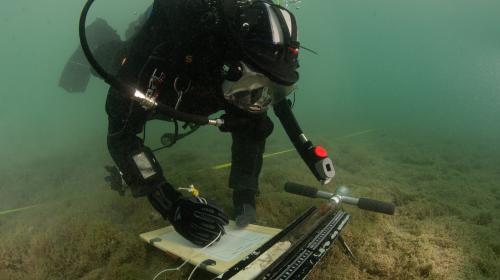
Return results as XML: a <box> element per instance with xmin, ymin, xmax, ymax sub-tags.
<box><xmin>257</xmin><ymin>115</ymin><xmax>274</xmax><ymax>139</ymax></box>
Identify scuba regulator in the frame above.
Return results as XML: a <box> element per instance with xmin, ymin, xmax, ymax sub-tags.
<box><xmin>78</xmin><ymin>0</ymin><xmax>335</xmax><ymax>184</ymax></box>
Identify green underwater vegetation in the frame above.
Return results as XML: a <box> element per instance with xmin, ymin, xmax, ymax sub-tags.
<box><xmin>1</xmin><ymin>0</ymin><xmax>500</xmax><ymax>279</ymax></box>
<box><xmin>1</xmin><ymin>130</ymin><xmax>499</xmax><ymax>279</ymax></box>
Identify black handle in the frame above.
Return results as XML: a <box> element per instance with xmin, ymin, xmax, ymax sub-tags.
<box><xmin>358</xmin><ymin>198</ymin><xmax>395</xmax><ymax>215</ymax></box>
<box><xmin>274</xmin><ymin>100</ymin><xmax>324</xmax><ymax>182</ymax></box>
<box><xmin>284</xmin><ymin>182</ymin><xmax>319</xmax><ymax>198</ymax></box>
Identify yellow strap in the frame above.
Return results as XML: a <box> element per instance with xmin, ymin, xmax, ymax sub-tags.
<box><xmin>178</xmin><ymin>184</ymin><xmax>200</xmax><ymax>197</ymax></box>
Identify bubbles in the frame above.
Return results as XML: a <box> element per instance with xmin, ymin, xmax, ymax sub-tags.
<box><xmin>277</xmin><ymin>0</ymin><xmax>302</xmax><ymax>10</ymax></box>
<box><xmin>239</xmin><ymin>1</ymin><xmax>302</xmax><ymax>10</ymax></box>
<box><xmin>335</xmin><ymin>185</ymin><xmax>351</xmax><ymax>196</ymax></box>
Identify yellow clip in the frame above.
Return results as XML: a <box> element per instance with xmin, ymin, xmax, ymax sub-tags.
<box><xmin>178</xmin><ymin>184</ymin><xmax>200</xmax><ymax>197</ymax></box>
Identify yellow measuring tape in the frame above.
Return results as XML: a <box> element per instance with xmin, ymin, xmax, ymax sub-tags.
<box><xmin>335</xmin><ymin>129</ymin><xmax>375</xmax><ymax>140</ymax></box>
<box><xmin>0</xmin><ymin>205</ymin><xmax>39</xmax><ymax>216</ymax></box>
<box><xmin>0</xmin><ymin>129</ymin><xmax>375</xmax><ymax>216</ymax></box>
<box><xmin>211</xmin><ymin>148</ymin><xmax>296</xmax><ymax>170</ymax></box>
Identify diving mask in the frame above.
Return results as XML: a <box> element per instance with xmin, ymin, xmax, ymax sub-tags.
<box><xmin>222</xmin><ymin>62</ymin><xmax>295</xmax><ymax>113</ymax></box>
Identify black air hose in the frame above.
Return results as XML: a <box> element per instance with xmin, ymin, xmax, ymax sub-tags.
<box><xmin>78</xmin><ymin>0</ymin><xmax>210</xmax><ymax>125</ymax></box>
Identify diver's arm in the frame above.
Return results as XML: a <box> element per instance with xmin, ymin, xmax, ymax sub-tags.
<box><xmin>273</xmin><ymin>99</ymin><xmax>335</xmax><ymax>184</ymax></box>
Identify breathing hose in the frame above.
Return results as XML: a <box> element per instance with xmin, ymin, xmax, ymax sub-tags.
<box><xmin>78</xmin><ymin>0</ymin><xmax>213</xmax><ymax>126</ymax></box>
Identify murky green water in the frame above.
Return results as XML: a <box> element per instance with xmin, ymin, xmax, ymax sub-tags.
<box><xmin>1</xmin><ymin>1</ymin><xmax>499</xmax><ymax>279</ymax></box>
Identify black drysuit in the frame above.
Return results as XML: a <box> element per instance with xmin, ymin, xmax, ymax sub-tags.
<box><xmin>105</xmin><ymin>0</ymin><xmax>272</xmax><ymax>217</ymax></box>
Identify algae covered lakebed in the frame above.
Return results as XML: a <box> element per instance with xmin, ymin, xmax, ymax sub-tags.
<box><xmin>1</xmin><ymin>129</ymin><xmax>499</xmax><ymax>279</ymax></box>
<box><xmin>1</xmin><ymin>0</ymin><xmax>500</xmax><ymax>279</ymax></box>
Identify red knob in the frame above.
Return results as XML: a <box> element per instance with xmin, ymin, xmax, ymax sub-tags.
<box><xmin>313</xmin><ymin>146</ymin><xmax>328</xmax><ymax>158</ymax></box>
<box><xmin>288</xmin><ymin>47</ymin><xmax>299</xmax><ymax>56</ymax></box>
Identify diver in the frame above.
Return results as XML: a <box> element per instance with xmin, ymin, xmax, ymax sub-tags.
<box><xmin>62</xmin><ymin>0</ymin><xmax>335</xmax><ymax>247</ymax></box>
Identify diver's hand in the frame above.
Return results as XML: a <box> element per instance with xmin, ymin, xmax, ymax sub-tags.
<box><xmin>168</xmin><ymin>197</ymin><xmax>229</xmax><ymax>247</ymax></box>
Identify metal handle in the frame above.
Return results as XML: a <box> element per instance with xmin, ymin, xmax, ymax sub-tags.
<box><xmin>284</xmin><ymin>182</ymin><xmax>396</xmax><ymax>215</ymax></box>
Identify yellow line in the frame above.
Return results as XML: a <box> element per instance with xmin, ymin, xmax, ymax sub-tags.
<box><xmin>212</xmin><ymin>162</ymin><xmax>233</xmax><ymax>170</ymax></box>
<box><xmin>335</xmin><ymin>129</ymin><xmax>375</xmax><ymax>140</ymax></box>
<box><xmin>211</xmin><ymin>128</ymin><xmax>376</xmax><ymax>170</ymax></box>
<box><xmin>0</xmin><ymin>205</ymin><xmax>39</xmax><ymax>216</ymax></box>
<box><xmin>212</xmin><ymin>148</ymin><xmax>296</xmax><ymax>170</ymax></box>
<box><xmin>263</xmin><ymin>148</ymin><xmax>295</xmax><ymax>159</ymax></box>
<box><xmin>0</xmin><ymin>130</ymin><xmax>375</xmax><ymax>215</ymax></box>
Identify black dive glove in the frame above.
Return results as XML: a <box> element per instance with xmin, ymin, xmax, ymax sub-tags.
<box><xmin>148</xmin><ymin>183</ymin><xmax>229</xmax><ymax>246</ymax></box>
<box><xmin>169</xmin><ymin>196</ymin><xmax>229</xmax><ymax>247</ymax></box>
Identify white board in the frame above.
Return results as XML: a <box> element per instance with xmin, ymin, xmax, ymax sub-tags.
<box><xmin>140</xmin><ymin>221</ymin><xmax>282</xmax><ymax>275</ymax></box>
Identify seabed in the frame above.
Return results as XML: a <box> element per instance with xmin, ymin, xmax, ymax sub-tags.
<box><xmin>1</xmin><ymin>129</ymin><xmax>499</xmax><ymax>280</ymax></box>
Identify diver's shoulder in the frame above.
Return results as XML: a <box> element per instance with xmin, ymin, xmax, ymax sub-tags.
<box><xmin>154</xmin><ymin>0</ymin><xmax>212</xmax><ymax>14</ymax></box>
